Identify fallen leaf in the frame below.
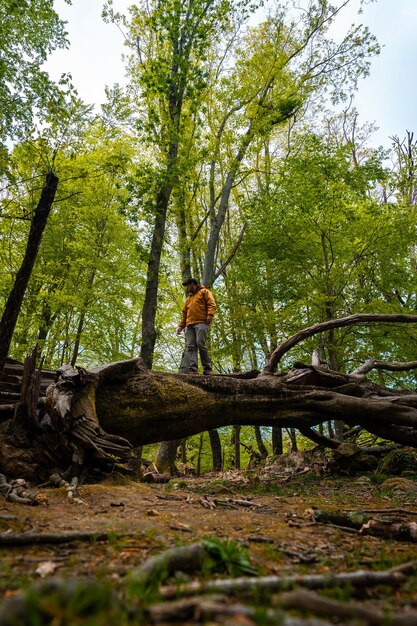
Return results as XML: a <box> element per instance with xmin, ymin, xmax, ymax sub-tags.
<box><xmin>35</xmin><ymin>561</ymin><xmax>58</xmax><ymax>578</ymax></box>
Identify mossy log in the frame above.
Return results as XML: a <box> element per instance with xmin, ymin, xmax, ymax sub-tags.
<box><xmin>3</xmin><ymin>358</ymin><xmax>417</xmax><ymax>480</ymax></box>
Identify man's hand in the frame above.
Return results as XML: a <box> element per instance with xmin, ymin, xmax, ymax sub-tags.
<box><xmin>176</xmin><ymin>327</ymin><xmax>183</xmax><ymax>335</ymax></box>
<box><xmin>206</xmin><ymin>316</ymin><xmax>213</xmax><ymax>325</ymax></box>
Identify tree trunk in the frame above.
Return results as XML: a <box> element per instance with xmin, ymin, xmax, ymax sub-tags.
<box><xmin>254</xmin><ymin>426</ymin><xmax>268</xmax><ymax>459</ymax></box>
<box><xmin>153</xmin><ymin>439</ymin><xmax>181</xmax><ymax>475</ymax></box>
<box><xmin>208</xmin><ymin>429</ymin><xmax>222</xmax><ymax>471</ymax></box>
<box><xmin>5</xmin><ymin>359</ymin><xmax>417</xmax><ymax>480</ymax></box>
<box><xmin>0</xmin><ymin>172</ymin><xmax>59</xmax><ymax>370</ymax></box>
<box><xmin>139</xmin><ymin>180</ymin><xmax>173</xmax><ymax>369</ymax></box>
<box><xmin>233</xmin><ymin>425</ymin><xmax>241</xmax><ymax>469</ymax></box>
<box><xmin>71</xmin><ymin>268</ymin><xmax>97</xmax><ymax>367</ymax></box>
<box><xmin>196</xmin><ymin>433</ymin><xmax>204</xmax><ymax>476</ymax></box>
<box><xmin>13</xmin><ymin>348</ymin><xmax>42</xmax><ymax>432</ymax></box>
<box><xmin>271</xmin><ymin>427</ymin><xmax>283</xmax><ymax>455</ymax></box>
<box><xmin>288</xmin><ymin>428</ymin><xmax>298</xmax><ymax>452</ymax></box>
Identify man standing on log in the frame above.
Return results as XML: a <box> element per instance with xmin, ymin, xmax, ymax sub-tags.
<box><xmin>177</xmin><ymin>278</ymin><xmax>216</xmax><ymax>375</ymax></box>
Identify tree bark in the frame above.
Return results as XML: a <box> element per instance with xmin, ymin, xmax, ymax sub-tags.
<box><xmin>232</xmin><ymin>425</ymin><xmax>241</xmax><ymax>469</ymax></box>
<box><xmin>93</xmin><ymin>365</ymin><xmax>417</xmax><ymax>448</ymax></box>
<box><xmin>254</xmin><ymin>425</ymin><xmax>268</xmax><ymax>459</ymax></box>
<box><xmin>271</xmin><ymin>427</ymin><xmax>283</xmax><ymax>455</ymax></box>
<box><xmin>5</xmin><ymin>358</ymin><xmax>417</xmax><ymax>479</ymax></box>
<box><xmin>153</xmin><ymin>439</ymin><xmax>181</xmax><ymax>475</ymax></box>
<box><xmin>140</xmin><ymin>179</ymin><xmax>174</xmax><ymax>369</ymax></box>
<box><xmin>0</xmin><ymin>172</ymin><xmax>59</xmax><ymax>370</ymax></box>
<box><xmin>208</xmin><ymin>429</ymin><xmax>222</xmax><ymax>471</ymax></box>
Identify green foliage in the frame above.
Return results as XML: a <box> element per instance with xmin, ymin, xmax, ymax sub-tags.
<box><xmin>203</xmin><ymin>537</ymin><xmax>258</xmax><ymax>576</ymax></box>
<box><xmin>0</xmin><ymin>113</ymin><xmax>146</xmax><ymax>367</ymax></box>
<box><xmin>0</xmin><ymin>0</ymin><xmax>70</xmax><ymax>161</ymax></box>
<box><xmin>223</xmin><ymin>127</ymin><xmax>417</xmax><ymax>374</ymax></box>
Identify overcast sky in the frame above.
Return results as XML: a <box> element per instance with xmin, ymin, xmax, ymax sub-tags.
<box><xmin>47</xmin><ymin>0</ymin><xmax>417</xmax><ymax>148</ymax></box>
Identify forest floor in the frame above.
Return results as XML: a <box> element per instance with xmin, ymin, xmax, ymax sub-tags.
<box><xmin>1</xmin><ymin>464</ymin><xmax>417</xmax><ymax>624</ymax></box>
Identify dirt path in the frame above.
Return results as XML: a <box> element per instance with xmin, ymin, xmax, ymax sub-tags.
<box><xmin>1</xmin><ymin>473</ymin><xmax>417</xmax><ymax>623</ymax></box>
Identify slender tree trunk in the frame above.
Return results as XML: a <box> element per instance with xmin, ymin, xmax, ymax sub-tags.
<box><xmin>180</xmin><ymin>439</ymin><xmax>187</xmax><ymax>464</ymax></box>
<box><xmin>254</xmin><ymin>426</ymin><xmax>268</xmax><ymax>459</ymax></box>
<box><xmin>208</xmin><ymin>429</ymin><xmax>222</xmax><ymax>471</ymax></box>
<box><xmin>196</xmin><ymin>433</ymin><xmax>204</xmax><ymax>476</ymax></box>
<box><xmin>272</xmin><ymin>427</ymin><xmax>283</xmax><ymax>455</ymax></box>
<box><xmin>0</xmin><ymin>172</ymin><xmax>59</xmax><ymax>370</ymax></box>
<box><xmin>176</xmin><ymin>191</ymin><xmax>192</xmax><ymax>280</ymax></box>
<box><xmin>139</xmin><ymin>180</ymin><xmax>174</xmax><ymax>369</ymax></box>
<box><xmin>71</xmin><ymin>268</ymin><xmax>97</xmax><ymax>367</ymax></box>
<box><xmin>232</xmin><ymin>425</ymin><xmax>241</xmax><ymax>469</ymax></box>
<box><xmin>36</xmin><ymin>302</ymin><xmax>57</xmax><ymax>352</ymax></box>
<box><xmin>288</xmin><ymin>428</ymin><xmax>298</xmax><ymax>452</ymax></box>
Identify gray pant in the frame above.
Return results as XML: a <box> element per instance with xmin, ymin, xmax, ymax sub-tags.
<box><xmin>185</xmin><ymin>323</ymin><xmax>212</xmax><ymax>372</ymax></box>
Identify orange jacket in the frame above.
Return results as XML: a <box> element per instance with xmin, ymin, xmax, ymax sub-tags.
<box><xmin>179</xmin><ymin>285</ymin><xmax>216</xmax><ymax>329</ymax></box>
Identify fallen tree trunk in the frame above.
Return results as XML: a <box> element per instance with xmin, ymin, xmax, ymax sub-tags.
<box><xmin>94</xmin><ymin>364</ymin><xmax>417</xmax><ymax>446</ymax></box>
<box><xmin>3</xmin><ymin>357</ymin><xmax>417</xmax><ymax>480</ymax></box>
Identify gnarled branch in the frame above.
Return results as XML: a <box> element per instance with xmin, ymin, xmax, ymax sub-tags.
<box><xmin>263</xmin><ymin>314</ymin><xmax>417</xmax><ymax>373</ymax></box>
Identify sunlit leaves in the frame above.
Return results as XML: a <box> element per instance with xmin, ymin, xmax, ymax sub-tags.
<box><xmin>0</xmin><ymin>0</ymin><xmax>69</xmax><ymax>155</ymax></box>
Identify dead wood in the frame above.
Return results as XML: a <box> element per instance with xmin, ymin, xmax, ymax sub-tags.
<box><xmin>361</xmin><ymin>519</ymin><xmax>417</xmax><ymax>542</ymax></box>
<box><xmin>276</xmin><ymin>589</ymin><xmax>417</xmax><ymax>626</ymax></box>
<box><xmin>307</xmin><ymin>508</ymin><xmax>372</xmax><ymax>529</ymax></box>
<box><xmin>351</xmin><ymin>358</ymin><xmax>417</xmax><ymax>378</ymax></box>
<box><xmin>159</xmin><ymin>567</ymin><xmax>407</xmax><ymax>599</ymax></box>
<box><xmin>13</xmin><ymin>348</ymin><xmax>42</xmax><ymax>432</ymax></box>
<box><xmin>130</xmin><ymin>543</ymin><xmax>208</xmax><ymax>587</ymax></box>
<box><xmin>298</xmin><ymin>426</ymin><xmax>340</xmax><ymax>449</ymax></box>
<box><xmin>145</xmin><ymin>596</ymin><xmax>332</xmax><ymax>625</ymax></box>
<box><xmin>44</xmin><ymin>360</ymin><xmax>142</xmax><ymax>471</ymax></box>
<box><xmin>5</xmin><ymin>346</ymin><xmax>417</xmax><ymax>478</ymax></box>
<box><xmin>142</xmin><ymin>472</ymin><xmax>171</xmax><ymax>483</ymax></box>
<box><xmin>309</xmin><ymin>508</ymin><xmax>417</xmax><ymax>542</ymax></box>
<box><xmin>0</xmin><ymin>476</ymin><xmax>45</xmax><ymax>505</ymax></box>
<box><xmin>91</xmin><ymin>364</ymin><xmax>417</xmax><ymax>449</ymax></box>
<box><xmin>263</xmin><ymin>314</ymin><xmax>417</xmax><ymax>373</ymax></box>
<box><xmin>0</xmin><ymin>530</ymin><xmax>136</xmax><ymax>546</ymax></box>
<box><xmin>345</xmin><ymin>508</ymin><xmax>417</xmax><ymax>516</ymax></box>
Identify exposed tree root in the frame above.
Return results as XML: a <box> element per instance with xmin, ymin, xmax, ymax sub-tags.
<box><xmin>0</xmin><ymin>474</ymin><xmax>46</xmax><ymax>505</ymax></box>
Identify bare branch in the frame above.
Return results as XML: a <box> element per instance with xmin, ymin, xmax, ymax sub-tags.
<box><xmin>263</xmin><ymin>314</ymin><xmax>417</xmax><ymax>373</ymax></box>
<box><xmin>351</xmin><ymin>359</ymin><xmax>417</xmax><ymax>378</ymax></box>
<box><xmin>214</xmin><ymin>223</ymin><xmax>247</xmax><ymax>281</ymax></box>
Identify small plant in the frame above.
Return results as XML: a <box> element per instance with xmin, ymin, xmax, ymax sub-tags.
<box><xmin>369</xmin><ymin>473</ymin><xmax>389</xmax><ymax>485</ymax></box>
<box><xmin>203</xmin><ymin>538</ymin><xmax>258</xmax><ymax>577</ymax></box>
<box><xmin>173</xmin><ymin>480</ymin><xmax>188</xmax><ymax>489</ymax></box>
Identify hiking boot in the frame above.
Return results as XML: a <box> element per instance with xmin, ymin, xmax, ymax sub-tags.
<box><xmin>185</xmin><ymin>369</ymin><xmax>199</xmax><ymax>375</ymax></box>
<box><xmin>203</xmin><ymin>369</ymin><xmax>213</xmax><ymax>376</ymax></box>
